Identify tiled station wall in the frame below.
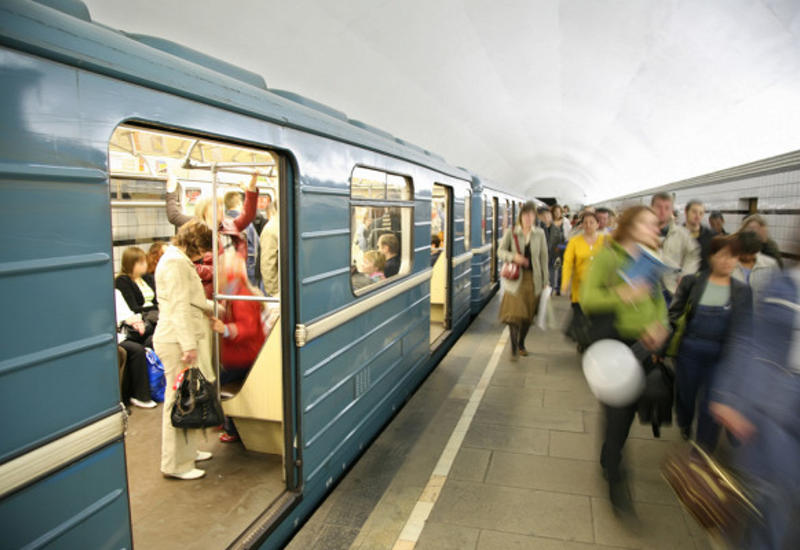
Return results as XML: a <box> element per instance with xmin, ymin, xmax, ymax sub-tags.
<box><xmin>111</xmin><ymin>206</ymin><xmax>173</xmax><ymax>275</ymax></box>
<box><xmin>602</xmin><ymin>167</ymin><xmax>800</xmax><ymax>264</ymax></box>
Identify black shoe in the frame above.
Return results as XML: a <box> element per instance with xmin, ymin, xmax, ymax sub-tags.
<box><xmin>609</xmin><ymin>480</ymin><xmax>635</xmax><ymax>517</ymax></box>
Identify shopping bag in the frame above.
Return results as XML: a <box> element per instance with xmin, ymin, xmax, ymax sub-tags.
<box><xmin>536</xmin><ymin>286</ymin><xmax>553</xmax><ymax>330</ymax></box>
<box><xmin>145</xmin><ymin>348</ymin><xmax>166</xmax><ymax>403</ymax></box>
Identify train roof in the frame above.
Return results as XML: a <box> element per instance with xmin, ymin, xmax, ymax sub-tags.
<box><xmin>1</xmin><ymin>0</ymin><xmax>474</xmax><ymax>182</ymax></box>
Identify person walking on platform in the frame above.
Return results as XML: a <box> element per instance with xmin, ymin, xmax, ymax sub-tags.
<box><xmin>498</xmin><ymin>201</ymin><xmax>549</xmax><ymax>361</ymax></box>
<box><xmin>580</xmin><ymin>205</ymin><xmax>669</xmax><ymax>515</ymax></box>
<box><xmin>668</xmin><ymin>235</ymin><xmax>752</xmax><ymax>448</ymax></box>
<box><xmin>561</xmin><ymin>211</ymin><xmax>605</xmax><ymax>351</ymax></box>
<box><xmin>683</xmin><ymin>199</ymin><xmax>715</xmax><ymax>272</ymax></box>
<box><xmin>153</xmin><ymin>220</ymin><xmax>215</xmax><ymax>480</ymax></box>
<box><xmin>651</xmin><ymin>192</ymin><xmax>700</xmax><ymax>304</ymax></box>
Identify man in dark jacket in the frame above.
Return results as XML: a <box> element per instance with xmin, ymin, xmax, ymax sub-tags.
<box><xmin>684</xmin><ymin>199</ymin><xmax>716</xmax><ymax>272</ymax></box>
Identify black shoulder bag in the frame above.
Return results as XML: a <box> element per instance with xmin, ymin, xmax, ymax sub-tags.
<box><xmin>171</xmin><ymin>367</ymin><xmax>225</xmax><ymax>430</ymax></box>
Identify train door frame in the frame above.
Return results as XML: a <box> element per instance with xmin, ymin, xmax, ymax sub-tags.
<box><xmin>430</xmin><ymin>182</ymin><xmax>453</xmax><ymax>347</ymax></box>
<box><xmin>107</xmin><ymin>122</ymin><xmax>302</xmax><ymax>548</ymax></box>
<box><xmin>490</xmin><ymin>196</ymin><xmax>499</xmax><ymax>283</ymax></box>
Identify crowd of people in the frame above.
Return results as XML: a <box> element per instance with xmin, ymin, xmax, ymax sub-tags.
<box><xmin>499</xmin><ymin>195</ymin><xmax>799</xmax><ymax>548</ymax></box>
<box><xmin>114</xmin><ymin>171</ymin><xmax>281</xmax><ymax>481</ymax></box>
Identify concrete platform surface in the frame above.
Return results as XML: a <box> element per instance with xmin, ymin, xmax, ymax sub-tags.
<box><xmin>286</xmin><ymin>294</ymin><xmax>711</xmax><ymax>550</ymax></box>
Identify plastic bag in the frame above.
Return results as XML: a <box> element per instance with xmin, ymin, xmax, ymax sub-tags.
<box><xmin>145</xmin><ymin>348</ymin><xmax>166</xmax><ymax>403</ymax></box>
<box><xmin>536</xmin><ymin>286</ymin><xmax>553</xmax><ymax>330</ymax></box>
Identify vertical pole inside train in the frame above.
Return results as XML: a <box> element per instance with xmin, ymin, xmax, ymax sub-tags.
<box><xmin>211</xmin><ymin>162</ymin><xmax>221</xmax><ymax>395</ymax></box>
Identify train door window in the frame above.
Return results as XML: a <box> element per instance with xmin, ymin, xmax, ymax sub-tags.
<box><xmin>109</xmin><ymin>124</ymin><xmax>289</xmax><ymax>549</ymax></box>
<box><xmin>350</xmin><ymin>167</ymin><xmax>414</xmax><ymax>295</ymax></box>
<box><xmin>462</xmin><ymin>190</ymin><xmax>471</xmax><ymax>252</ymax></box>
<box><xmin>490</xmin><ymin>197</ymin><xmax>499</xmax><ymax>283</ymax></box>
<box><xmin>430</xmin><ymin>184</ymin><xmax>451</xmax><ymax>344</ymax></box>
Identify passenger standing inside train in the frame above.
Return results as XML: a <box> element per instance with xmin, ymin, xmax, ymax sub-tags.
<box><xmin>154</xmin><ymin>220</ymin><xmax>214</xmax><ymax>480</ymax></box>
<box><xmin>165</xmin><ymin>171</ymin><xmax>258</xmax><ymax>298</ymax></box>
<box><xmin>224</xmin><ymin>190</ymin><xmax>260</xmax><ymax>288</ymax></box>
<box><xmin>683</xmin><ymin>199</ymin><xmax>715</xmax><ymax>272</ymax></box>
<box><xmin>498</xmin><ymin>201</ymin><xmax>549</xmax><ymax>360</ymax></box>
<box><xmin>651</xmin><ymin>192</ymin><xmax>700</xmax><ymax>304</ymax></box>
<box><xmin>739</xmin><ymin>214</ymin><xmax>784</xmax><ymax>268</ymax></box>
<box><xmin>708</xmin><ymin>210</ymin><xmax>727</xmax><ymax>235</ymax></box>
<box><xmin>259</xmin><ymin>199</ymin><xmax>280</xmax><ymax>297</ymax></box>
<box><xmin>549</xmin><ymin>204</ymin><xmax>567</xmax><ymax>293</ymax></box>
<box><xmin>668</xmin><ymin>235</ymin><xmax>751</xmax><ymax>447</ymax></box>
<box><xmin>732</xmin><ymin>231</ymin><xmax>780</xmax><ymax>304</ymax></box>
<box><xmin>561</xmin><ymin>211</ymin><xmax>605</xmax><ymax>350</ymax></box>
<box><xmin>211</xmin><ymin>253</ymin><xmax>266</xmax><ymax>443</ymax></box>
<box><xmin>709</xmin><ymin>270</ymin><xmax>800</xmax><ymax>549</ymax></box>
<box><xmin>580</xmin><ymin>205</ymin><xmax>669</xmax><ymax>514</ymax></box>
<box><xmin>379</xmin><ymin>233</ymin><xmax>401</xmax><ymax>278</ymax></box>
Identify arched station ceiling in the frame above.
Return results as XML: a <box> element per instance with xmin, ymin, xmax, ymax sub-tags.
<box><xmin>83</xmin><ymin>0</ymin><xmax>800</xmax><ymax>204</ymax></box>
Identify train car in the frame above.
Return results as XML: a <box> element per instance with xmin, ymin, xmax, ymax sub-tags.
<box><xmin>0</xmin><ymin>1</ymin><xmax>534</xmax><ymax>548</ymax></box>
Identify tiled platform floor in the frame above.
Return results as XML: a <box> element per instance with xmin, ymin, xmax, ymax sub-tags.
<box><xmin>287</xmin><ymin>295</ymin><xmax>709</xmax><ymax>550</ymax></box>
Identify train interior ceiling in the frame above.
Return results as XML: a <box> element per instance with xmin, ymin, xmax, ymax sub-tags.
<box><xmin>109</xmin><ymin>124</ymin><xmax>287</xmax><ymax>549</ymax></box>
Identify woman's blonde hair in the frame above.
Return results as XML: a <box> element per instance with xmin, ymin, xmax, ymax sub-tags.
<box><xmin>612</xmin><ymin>205</ymin><xmax>655</xmax><ymax>243</ymax></box>
<box><xmin>739</xmin><ymin>213</ymin><xmax>766</xmax><ymax>232</ymax></box>
<box><xmin>172</xmin><ymin>219</ymin><xmax>213</xmax><ymax>258</ymax></box>
<box><xmin>118</xmin><ymin>247</ymin><xmax>146</xmax><ymax>278</ymax></box>
<box><xmin>194</xmin><ymin>196</ymin><xmax>224</xmax><ymax>227</ymax></box>
<box><xmin>363</xmin><ymin>250</ymin><xmax>386</xmax><ymax>271</ymax></box>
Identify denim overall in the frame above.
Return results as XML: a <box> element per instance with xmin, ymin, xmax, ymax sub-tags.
<box><xmin>676</xmin><ymin>302</ymin><xmax>732</xmax><ymax>449</ymax></box>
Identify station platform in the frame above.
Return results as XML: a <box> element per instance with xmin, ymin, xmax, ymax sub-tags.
<box><xmin>286</xmin><ymin>295</ymin><xmax>709</xmax><ymax>550</ymax></box>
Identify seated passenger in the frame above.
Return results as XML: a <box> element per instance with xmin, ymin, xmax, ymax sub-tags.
<box><xmin>430</xmin><ymin>234</ymin><xmax>442</xmax><ymax>266</ymax></box>
<box><xmin>115</xmin><ymin>289</ymin><xmax>156</xmax><ymax>409</ymax></box>
<box><xmin>211</xmin><ymin>254</ymin><xmax>267</xmax><ymax>443</ymax></box>
<box><xmin>351</xmin><ymin>251</ymin><xmax>386</xmax><ymax>291</ymax></box>
<box><xmin>379</xmin><ymin>233</ymin><xmax>401</xmax><ymax>278</ymax></box>
<box><xmin>115</xmin><ymin>247</ymin><xmax>158</xmax><ymax>342</ymax></box>
<box><xmin>732</xmin><ymin>231</ymin><xmax>780</xmax><ymax>304</ymax></box>
<box><xmin>146</xmin><ymin>241</ymin><xmax>165</xmax><ymax>279</ymax></box>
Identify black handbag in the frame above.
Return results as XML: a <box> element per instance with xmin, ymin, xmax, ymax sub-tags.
<box><xmin>170</xmin><ymin>367</ymin><xmax>225</xmax><ymax>429</ymax></box>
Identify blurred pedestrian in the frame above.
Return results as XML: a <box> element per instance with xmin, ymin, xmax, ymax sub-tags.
<box><xmin>580</xmin><ymin>205</ymin><xmax>669</xmax><ymax>515</ymax></box>
<box><xmin>732</xmin><ymin>231</ymin><xmax>779</xmax><ymax>305</ymax></box>
<box><xmin>651</xmin><ymin>192</ymin><xmax>700</xmax><ymax>303</ymax></box>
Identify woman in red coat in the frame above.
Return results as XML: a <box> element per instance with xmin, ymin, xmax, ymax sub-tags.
<box><xmin>211</xmin><ymin>253</ymin><xmax>266</xmax><ymax>442</ymax></box>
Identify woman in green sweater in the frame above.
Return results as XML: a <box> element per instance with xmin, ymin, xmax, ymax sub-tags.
<box><xmin>580</xmin><ymin>205</ymin><xmax>669</xmax><ymax>515</ymax></box>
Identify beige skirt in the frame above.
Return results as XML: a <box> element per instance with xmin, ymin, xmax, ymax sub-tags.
<box><xmin>499</xmin><ymin>269</ymin><xmax>539</xmax><ymax>325</ymax></box>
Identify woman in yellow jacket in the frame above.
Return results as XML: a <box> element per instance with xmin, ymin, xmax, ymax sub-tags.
<box><xmin>561</xmin><ymin>212</ymin><xmax>605</xmax><ymax>349</ymax></box>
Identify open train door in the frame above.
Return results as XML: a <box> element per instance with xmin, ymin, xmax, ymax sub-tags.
<box><xmin>430</xmin><ymin>183</ymin><xmax>453</xmax><ymax>346</ymax></box>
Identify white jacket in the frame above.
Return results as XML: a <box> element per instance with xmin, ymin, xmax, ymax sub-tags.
<box><xmin>660</xmin><ymin>222</ymin><xmax>700</xmax><ymax>294</ymax></box>
<box><xmin>732</xmin><ymin>253</ymin><xmax>780</xmax><ymax>305</ymax></box>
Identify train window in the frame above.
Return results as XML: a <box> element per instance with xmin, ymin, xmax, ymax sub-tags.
<box><xmin>350</xmin><ymin>167</ymin><xmax>414</xmax><ymax>295</ymax></box>
<box><xmin>463</xmin><ymin>190</ymin><xmax>471</xmax><ymax>252</ymax></box>
<box><xmin>481</xmin><ymin>197</ymin><xmax>487</xmax><ymax>245</ymax></box>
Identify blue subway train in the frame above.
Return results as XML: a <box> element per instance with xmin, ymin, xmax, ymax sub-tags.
<box><xmin>0</xmin><ymin>1</ymin><xmax>535</xmax><ymax>548</ymax></box>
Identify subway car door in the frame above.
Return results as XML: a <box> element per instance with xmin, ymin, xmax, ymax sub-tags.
<box><xmin>490</xmin><ymin>197</ymin><xmax>499</xmax><ymax>283</ymax></box>
<box><xmin>430</xmin><ymin>183</ymin><xmax>452</xmax><ymax>345</ymax></box>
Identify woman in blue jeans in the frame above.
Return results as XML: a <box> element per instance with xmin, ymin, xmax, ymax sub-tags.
<box><xmin>668</xmin><ymin>235</ymin><xmax>752</xmax><ymax>449</ymax></box>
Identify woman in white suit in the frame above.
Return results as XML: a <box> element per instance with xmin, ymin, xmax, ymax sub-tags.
<box><xmin>154</xmin><ymin>219</ymin><xmax>215</xmax><ymax>480</ymax></box>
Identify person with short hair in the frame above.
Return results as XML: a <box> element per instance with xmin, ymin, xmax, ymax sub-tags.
<box><xmin>739</xmin><ymin>214</ymin><xmax>783</xmax><ymax>268</ymax></box>
<box><xmin>259</xmin><ymin>199</ymin><xmax>280</xmax><ymax>297</ymax></box>
<box><xmin>684</xmin><ymin>199</ymin><xmax>715</xmax><ymax>272</ymax></box>
<box><xmin>732</xmin><ymin>231</ymin><xmax>780</xmax><ymax>304</ymax></box>
<box><xmin>379</xmin><ymin>233</ymin><xmax>401</xmax><ymax>278</ymax></box>
<box><xmin>668</xmin><ymin>235</ymin><xmax>752</xmax><ymax>447</ymax></box>
<box><xmin>595</xmin><ymin>207</ymin><xmax>611</xmax><ymax>233</ymax></box>
<box><xmin>153</xmin><ymin>219</ymin><xmax>215</xmax><ymax>480</ymax></box>
<box><xmin>708</xmin><ymin>210</ymin><xmax>727</xmax><ymax>235</ymax></box>
<box><xmin>651</xmin><ymin>192</ymin><xmax>700</xmax><ymax>302</ymax></box>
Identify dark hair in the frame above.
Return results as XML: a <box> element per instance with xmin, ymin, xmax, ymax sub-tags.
<box><xmin>737</xmin><ymin>231</ymin><xmax>763</xmax><ymax>255</ymax></box>
<box><xmin>581</xmin><ymin>211</ymin><xmax>598</xmax><ymax>223</ymax></box>
<box><xmin>146</xmin><ymin>241</ymin><xmax>166</xmax><ymax>274</ymax></box>
<box><xmin>518</xmin><ymin>201</ymin><xmax>537</xmax><ymax>224</ymax></box>
<box><xmin>431</xmin><ymin>234</ymin><xmax>441</xmax><ymax>247</ymax></box>
<box><xmin>173</xmin><ymin>219</ymin><xmax>213</xmax><ymax>258</ymax></box>
<box><xmin>612</xmin><ymin>205</ymin><xmax>655</xmax><ymax>243</ymax></box>
<box><xmin>709</xmin><ymin>235</ymin><xmax>740</xmax><ymax>257</ymax></box>
<box><xmin>650</xmin><ymin>192</ymin><xmax>673</xmax><ymax>206</ymax></box>
<box><xmin>537</xmin><ymin>206</ymin><xmax>550</xmax><ymax>215</ymax></box>
<box><xmin>378</xmin><ymin>233</ymin><xmax>399</xmax><ymax>255</ymax></box>
<box><xmin>595</xmin><ymin>207</ymin><xmax>611</xmax><ymax>215</ymax></box>
<box><xmin>685</xmin><ymin>199</ymin><xmax>704</xmax><ymax>214</ymax></box>
<box><xmin>118</xmin><ymin>247</ymin><xmax>146</xmax><ymax>278</ymax></box>
<box><xmin>550</xmin><ymin>204</ymin><xmax>562</xmax><ymax>216</ymax></box>
<box><xmin>709</xmin><ymin>210</ymin><xmax>724</xmax><ymax>221</ymax></box>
